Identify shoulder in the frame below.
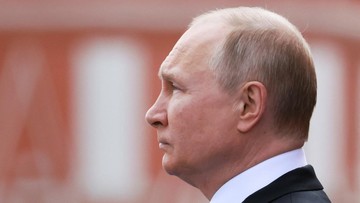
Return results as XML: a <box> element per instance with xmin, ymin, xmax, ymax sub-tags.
<box><xmin>272</xmin><ymin>190</ymin><xmax>331</xmax><ymax>203</ymax></box>
<box><xmin>243</xmin><ymin>165</ymin><xmax>332</xmax><ymax>203</ymax></box>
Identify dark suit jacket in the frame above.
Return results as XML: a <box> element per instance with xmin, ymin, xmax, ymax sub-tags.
<box><xmin>243</xmin><ymin>165</ymin><xmax>331</xmax><ymax>203</ymax></box>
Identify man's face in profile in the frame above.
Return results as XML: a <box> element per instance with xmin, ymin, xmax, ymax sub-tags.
<box><xmin>145</xmin><ymin>22</ymin><xmax>242</xmax><ymax>181</ymax></box>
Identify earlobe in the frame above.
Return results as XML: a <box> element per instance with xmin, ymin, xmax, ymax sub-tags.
<box><xmin>236</xmin><ymin>81</ymin><xmax>267</xmax><ymax>133</ymax></box>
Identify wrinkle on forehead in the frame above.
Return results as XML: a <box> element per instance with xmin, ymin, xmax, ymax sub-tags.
<box><xmin>159</xmin><ymin>45</ymin><xmax>187</xmax><ymax>76</ymax></box>
<box><xmin>159</xmin><ymin>22</ymin><xmax>228</xmax><ymax>79</ymax></box>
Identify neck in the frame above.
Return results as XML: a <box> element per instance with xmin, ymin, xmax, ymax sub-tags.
<box><xmin>187</xmin><ymin>135</ymin><xmax>304</xmax><ymax>200</ymax></box>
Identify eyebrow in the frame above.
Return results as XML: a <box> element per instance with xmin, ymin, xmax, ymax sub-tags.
<box><xmin>158</xmin><ymin>68</ymin><xmax>178</xmax><ymax>82</ymax></box>
<box><xmin>159</xmin><ymin>72</ymin><xmax>177</xmax><ymax>81</ymax></box>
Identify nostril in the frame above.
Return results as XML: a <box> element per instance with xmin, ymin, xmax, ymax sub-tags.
<box><xmin>151</xmin><ymin>121</ymin><xmax>163</xmax><ymax>128</ymax></box>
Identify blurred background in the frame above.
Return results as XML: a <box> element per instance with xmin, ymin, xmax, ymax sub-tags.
<box><xmin>0</xmin><ymin>0</ymin><xmax>359</xmax><ymax>202</ymax></box>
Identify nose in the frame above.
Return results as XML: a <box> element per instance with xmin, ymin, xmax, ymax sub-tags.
<box><xmin>145</xmin><ymin>96</ymin><xmax>168</xmax><ymax>128</ymax></box>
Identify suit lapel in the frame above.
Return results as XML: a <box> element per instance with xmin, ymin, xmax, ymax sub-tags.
<box><xmin>243</xmin><ymin>165</ymin><xmax>324</xmax><ymax>203</ymax></box>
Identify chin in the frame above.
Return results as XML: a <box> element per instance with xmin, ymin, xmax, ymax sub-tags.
<box><xmin>162</xmin><ymin>156</ymin><xmax>177</xmax><ymax>175</ymax></box>
<box><xmin>162</xmin><ymin>156</ymin><xmax>197</xmax><ymax>185</ymax></box>
<box><xmin>163</xmin><ymin>166</ymin><xmax>177</xmax><ymax>176</ymax></box>
<box><xmin>162</xmin><ymin>154</ymin><xmax>189</xmax><ymax>178</ymax></box>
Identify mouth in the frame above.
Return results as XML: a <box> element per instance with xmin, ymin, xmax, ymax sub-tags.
<box><xmin>159</xmin><ymin>142</ymin><xmax>169</xmax><ymax>149</ymax></box>
<box><xmin>158</xmin><ymin>138</ymin><xmax>171</xmax><ymax>150</ymax></box>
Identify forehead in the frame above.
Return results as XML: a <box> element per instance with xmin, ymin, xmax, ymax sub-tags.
<box><xmin>159</xmin><ymin>22</ymin><xmax>228</xmax><ymax>79</ymax></box>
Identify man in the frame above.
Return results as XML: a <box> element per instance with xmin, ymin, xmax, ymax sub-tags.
<box><xmin>145</xmin><ymin>7</ymin><xmax>331</xmax><ymax>203</ymax></box>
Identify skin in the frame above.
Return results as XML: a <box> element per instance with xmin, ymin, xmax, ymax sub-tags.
<box><xmin>145</xmin><ymin>20</ymin><xmax>303</xmax><ymax>200</ymax></box>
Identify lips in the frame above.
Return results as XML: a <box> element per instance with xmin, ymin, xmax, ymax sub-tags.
<box><xmin>158</xmin><ymin>137</ymin><xmax>171</xmax><ymax>150</ymax></box>
<box><xmin>159</xmin><ymin>142</ymin><xmax>169</xmax><ymax>149</ymax></box>
<box><xmin>158</xmin><ymin>140</ymin><xmax>170</xmax><ymax>146</ymax></box>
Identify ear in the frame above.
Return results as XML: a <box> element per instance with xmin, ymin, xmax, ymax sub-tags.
<box><xmin>235</xmin><ymin>81</ymin><xmax>267</xmax><ymax>133</ymax></box>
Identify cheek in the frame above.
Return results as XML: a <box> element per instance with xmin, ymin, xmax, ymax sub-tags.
<box><xmin>166</xmin><ymin>98</ymin><xmax>208</xmax><ymax>144</ymax></box>
<box><xmin>164</xmin><ymin>96</ymin><xmax>239</xmax><ymax>171</ymax></box>
<box><xmin>168</xmin><ymin>97</ymin><xmax>232</xmax><ymax>141</ymax></box>
<box><xmin>167</xmin><ymin>90</ymin><xmax>238</xmax><ymax>141</ymax></box>
<box><xmin>168</xmin><ymin>97</ymin><xmax>207</xmax><ymax>127</ymax></box>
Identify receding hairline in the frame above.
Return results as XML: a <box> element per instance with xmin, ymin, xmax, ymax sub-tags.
<box><xmin>188</xmin><ymin>6</ymin><xmax>313</xmax><ymax>84</ymax></box>
<box><xmin>189</xmin><ymin>7</ymin><xmax>307</xmax><ymax>44</ymax></box>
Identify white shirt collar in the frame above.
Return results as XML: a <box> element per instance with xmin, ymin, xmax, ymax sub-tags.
<box><xmin>210</xmin><ymin>148</ymin><xmax>307</xmax><ymax>203</ymax></box>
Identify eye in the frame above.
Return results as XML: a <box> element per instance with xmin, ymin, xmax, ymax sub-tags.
<box><xmin>170</xmin><ymin>82</ymin><xmax>180</xmax><ymax>90</ymax></box>
<box><xmin>165</xmin><ymin>80</ymin><xmax>182</xmax><ymax>93</ymax></box>
<box><xmin>161</xmin><ymin>78</ymin><xmax>183</xmax><ymax>93</ymax></box>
